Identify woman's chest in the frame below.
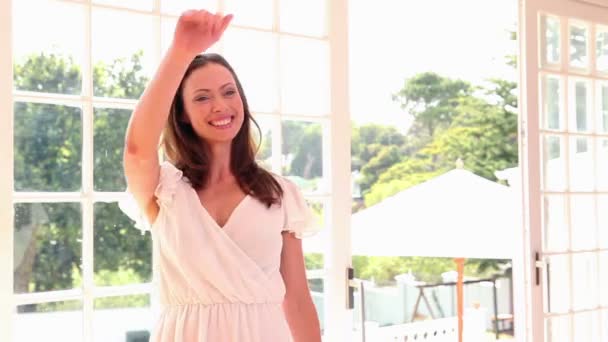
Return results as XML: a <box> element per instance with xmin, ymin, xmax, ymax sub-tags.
<box><xmin>164</xmin><ymin>189</ymin><xmax>287</xmax><ymax>275</ymax></box>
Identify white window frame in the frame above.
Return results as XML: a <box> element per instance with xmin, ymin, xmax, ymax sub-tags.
<box><xmin>519</xmin><ymin>0</ymin><xmax>608</xmax><ymax>341</ymax></box>
<box><xmin>1</xmin><ymin>0</ymin><xmax>15</xmax><ymax>339</ymax></box>
<box><xmin>0</xmin><ymin>0</ymin><xmax>353</xmax><ymax>341</ymax></box>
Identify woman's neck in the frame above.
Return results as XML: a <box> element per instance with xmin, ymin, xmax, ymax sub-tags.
<box><xmin>207</xmin><ymin>142</ymin><xmax>234</xmax><ymax>184</ymax></box>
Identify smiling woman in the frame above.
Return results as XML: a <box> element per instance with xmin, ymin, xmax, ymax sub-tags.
<box><xmin>121</xmin><ymin>9</ymin><xmax>323</xmax><ymax>342</ymax></box>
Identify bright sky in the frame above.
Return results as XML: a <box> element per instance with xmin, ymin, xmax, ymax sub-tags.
<box><xmin>348</xmin><ymin>0</ymin><xmax>518</xmax><ymax>132</ymax></box>
<box><xmin>13</xmin><ymin>0</ymin><xmax>518</xmax><ymax>134</ymax></box>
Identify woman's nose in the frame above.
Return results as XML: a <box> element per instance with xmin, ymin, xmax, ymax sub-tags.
<box><xmin>211</xmin><ymin>97</ymin><xmax>228</xmax><ymax>112</ymax></box>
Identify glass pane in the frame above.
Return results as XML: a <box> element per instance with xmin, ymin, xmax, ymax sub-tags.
<box><xmin>569</xmin><ymin>136</ymin><xmax>594</xmax><ymax>191</ymax></box>
<box><xmin>570</xmin><ymin>195</ymin><xmax>597</xmax><ymax>250</ymax></box>
<box><xmin>280</xmin><ymin>37</ymin><xmax>330</xmax><ymax>115</ymax></box>
<box><xmin>570</xmin><ymin>23</ymin><xmax>589</xmax><ymax>69</ymax></box>
<box><xmin>14</xmin><ymin>300</ymin><xmax>82</xmax><ymax>342</ymax></box>
<box><xmin>542</xmin><ymin>195</ymin><xmax>568</xmax><ymax>252</ymax></box>
<box><xmin>542</xmin><ymin>75</ymin><xmax>563</xmax><ymax>131</ymax></box>
<box><xmin>94</xmin><ymin>203</ymin><xmax>152</xmax><ymax>286</ymax></box>
<box><xmin>251</xmin><ymin>115</ymin><xmax>274</xmax><ymax>170</ymax></box>
<box><xmin>93</xmin><ymin>0</ymin><xmax>153</xmax><ymax>11</ymax></box>
<box><xmin>602</xmin><ymin>309</ymin><xmax>608</xmax><ymax>342</ymax></box>
<box><xmin>93</xmin><ymin>294</ymin><xmax>153</xmax><ymax>342</ymax></box>
<box><xmin>600</xmin><ymin>252</ymin><xmax>608</xmax><ymax>307</ymax></box>
<box><xmin>13</xmin><ymin>0</ymin><xmax>84</xmax><ymax>95</ymax></box>
<box><xmin>92</xmin><ymin>8</ymin><xmax>155</xmax><ymax>99</ymax></box>
<box><xmin>94</xmin><ymin>108</ymin><xmax>130</xmax><ymax>192</ymax></box>
<box><xmin>542</xmin><ymin>135</ymin><xmax>566</xmax><ymax>191</ymax></box>
<box><xmin>223</xmin><ymin>28</ymin><xmax>278</xmax><ymax>113</ymax></box>
<box><xmin>160</xmin><ymin>17</ymin><xmax>177</xmax><ymax>58</ymax></box>
<box><xmin>599</xmin><ymin>196</ymin><xmax>608</xmax><ymax>249</ymax></box>
<box><xmin>596</xmin><ymin>28</ymin><xmax>608</xmax><ymax>72</ymax></box>
<box><xmin>224</xmin><ymin>0</ymin><xmax>273</xmax><ymax>29</ymax></box>
<box><xmin>598</xmin><ymin>83</ymin><xmax>608</xmax><ymax>134</ymax></box>
<box><xmin>573</xmin><ymin>311</ymin><xmax>601</xmax><ymax>342</ymax></box>
<box><xmin>543</xmin><ymin>16</ymin><xmax>560</xmax><ymax>65</ymax></box>
<box><xmin>569</xmin><ymin>79</ymin><xmax>591</xmax><ymax>132</ymax></box>
<box><xmin>308</xmin><ymin>278</ymin><xmax>325</xmax><ymax>337</ymax></box>
<box><xmin>545</xmin><ymin>315</ymin><xmax>571</xmax><ymax>342</ymax></box>
<box><xmin>14</xmin><ymin>203</ymin><xmax>82</xmax><ymax>293</ymax></box>
<box><xmin>161</xmin><ymin>0</ymin><xmax>216</xmax><ymax>16</ymax></box>
<box><xmin>14</xmin><ymin>102</ymin><xmax>82</xmax><ymax>192</ymax></box>
<box><xmin>280</xmin><ymin>0</ymin><xmax>326</xmax><ymax>37</ymax></box>
<box><xmin>282</xmin><ymin>120</ymin><xmax>323</xmax><ymax>193</ymax></box>
<box><xmin>546</xmin><ymin>255</ymin><xmax>570</xmax><ymax>313</ymax></box>
<box><xmin>598</xmin><ymin>139</ymin><xmax>608</xmax><ymax>191</ymax></box>
<box><xmin>571</xmin><ymin>253</ymin><xmax>598</xmax><ymax>310</ymax></box>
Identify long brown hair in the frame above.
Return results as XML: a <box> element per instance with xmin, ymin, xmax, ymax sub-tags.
<box><xmin>162</xmin><ymin>53</ymin><xmax>282</xmax><ymax>207</ymax></box>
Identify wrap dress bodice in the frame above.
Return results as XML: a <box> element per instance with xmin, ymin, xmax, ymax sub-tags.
<box><xmin>119</xmin><ymin>162</ymin><xmax>319</xmax><ymax>342</ymax></box>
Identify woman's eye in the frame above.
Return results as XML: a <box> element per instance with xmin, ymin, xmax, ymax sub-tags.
<box><xmin>225</xmin><ymin>90</ymin><xmax>236</xmax><ymax>96</ymax></box>
<box><xmin>195</xmin><ymin>97</ymin><xmax>209</xmax><ymax>102</ymax></box>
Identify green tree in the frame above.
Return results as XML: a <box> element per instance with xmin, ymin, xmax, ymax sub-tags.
<box><xmin>392</xmin><ymin>72</ymin><xmax>472</xmax><ymax>139</ymax></box>
<box><xmin>289</xmin><ymin>123</ymin><xmax>322</xmax><ymax>179</ymax></box>
<box><xmin>364</xmin><ymin>70</ymin><xmax>518</xmax><ymax>207</ymax></box>
<box><xmin>351</xmin><ymin>124</ymin><xmax>407</xmax><ymax>197</ymax></box>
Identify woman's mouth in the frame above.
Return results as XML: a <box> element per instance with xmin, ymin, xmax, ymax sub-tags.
<box><xmin>208</xmin><ymin>116</ymin><xmax>234</xmax><ymax>129</ymax></box>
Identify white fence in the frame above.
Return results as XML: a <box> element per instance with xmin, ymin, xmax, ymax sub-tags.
<box><xmin>357</xmin><ymin>309</ymin><xmax>486</xmax><ymax>342</ymax></box>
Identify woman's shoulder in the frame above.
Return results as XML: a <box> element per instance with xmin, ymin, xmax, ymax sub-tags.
<box><xmin>158</xmin><ymin>161</ymin><xmax>190</xmax><ymax>185</ymax></box>
<box><xmin>155</xmin><ymin>161</ymin><xmax>190</xmax><ymax>205</ymax></box>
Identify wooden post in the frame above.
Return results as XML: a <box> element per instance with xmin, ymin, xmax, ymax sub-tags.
<box><xmin>454</xmin><ymin>258</ymin><xmax>465</xmax><ymax>342</ymax></box>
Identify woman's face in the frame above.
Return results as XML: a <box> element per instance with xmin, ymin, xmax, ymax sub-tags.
<box><xmin>181</xmin><ymin>63</ymin><xmax>245</xmax><ymax>144</ymax></box>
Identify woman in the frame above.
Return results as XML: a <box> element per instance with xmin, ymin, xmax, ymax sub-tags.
<box><xmin>121</xmin><ymin>9</ymin><xmax>322</xmax><ymax>342</ymax></box>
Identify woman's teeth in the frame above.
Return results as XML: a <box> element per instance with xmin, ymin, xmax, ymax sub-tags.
<box><xmin>210</xmin><ymin>117</ymin><xmax>232</xmax><ymax>127</ymax></box>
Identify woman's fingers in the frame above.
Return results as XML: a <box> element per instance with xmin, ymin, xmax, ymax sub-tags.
<box><xmin>211</xmin><ymin>13</ymin><xmax>222</xmax><ymax>37</ymax></box>
<box><xmin>217</xmin><ymin>14</ymin><xmax>233</xmax><ymax>37</ymax></box>
<box><xmin>179</xmin><ymin>9</ymin><xmax>198</xmax><ymax>24</ymax></box>
<box><xmin>176</xmin><ymin>9</ymin><xmax>231</xmax><ymax>44</ymax></box>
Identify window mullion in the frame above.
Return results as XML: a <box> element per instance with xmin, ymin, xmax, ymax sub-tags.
<box><xmin>82</xmin><ymin>1</ymin><xmax>95</xmax><ymax>341</ymax></box>
<box><xmin>0</xmin><ymin>0</ymin><xmax>14</xmax><ymax>341</ymax></box>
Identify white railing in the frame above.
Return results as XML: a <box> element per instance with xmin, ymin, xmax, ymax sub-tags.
<box><xmin>359</xmin><ymin>309</ymin><xmax>487</xmax><ymax>342</ymax></box>
<box><xmin>364</xmin><ymin>318</ymin><xmax>457</xmax><ymax>342</ymax></box>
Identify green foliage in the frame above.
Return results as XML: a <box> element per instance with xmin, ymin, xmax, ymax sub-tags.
<box><xmin>351</xmin><ymin>124</ymin><xmax>407</xmax><ymax>196</ymax></box>
<box><xmin>365</xmin><ymin>76</ymin><xmax>518</xmax><ymax>207</ymax></box>
<box><xmin>305</xmin><ymin>253</ymin><xmax>324</xmax><ymax>270</ymax></box>
<box><xmin>353</xmin><ymin>256</ymin><xmax>509</xmax><ymax>286</ymax></box>
<box><xmin>13</xmin><ymin>103</ymin><xmax>82</xmax><ymax>191</ymax></box>
<box><xmin>14</xmin><ymin>52</ymin><xmax>81</xmax><ymax>94</ymax></box>
<box><xmin>94</xmin><ymin>294</ymin><xmax>150</xmax><ymax>310</ymax></box>
<box><xmin>392</xmin><ymin>72</ymin><xmax>472</xmax><ymax>137</ymax></box>
<box><xmin>93</xmin><ymin>109</ymin><xmax>131</xmax><ymax>191</ymax></box>
<box><xmin>289</xmin><ymin>123</ymin><xmax>322</xmax><ymax>179</ymax></box>
<box><xmin>93</xmin><ymin>50</ymin><xmax>147</xmax><ymax>99</ymax></box>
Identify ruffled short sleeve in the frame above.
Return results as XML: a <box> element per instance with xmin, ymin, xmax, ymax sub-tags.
<box><xmin>118</xmin><ymin>161</ymin><xmax>183</xmax><ymax>234</ymax></box>
<box><xmin>279</xmin><ymin>177</ymin><xmax>321</xmax><ymax>239</ymax></box>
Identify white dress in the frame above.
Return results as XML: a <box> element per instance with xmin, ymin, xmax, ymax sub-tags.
<box><xmin>119</xmin><ymin>161</ymin><xmax>320</xmax><ymax>342</ymax></box>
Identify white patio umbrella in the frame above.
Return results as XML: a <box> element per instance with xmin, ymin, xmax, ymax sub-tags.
<box><xmin>350</xmin><ymin>167</ymin><xmax>519</xmax><ymax>259</ymax></box>
<box><xmin>300</xmin><ymin>166</ymin><xmax>520</xmax><ymax>342</ymax></box>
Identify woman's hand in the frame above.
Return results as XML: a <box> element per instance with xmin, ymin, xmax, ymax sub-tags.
<box><xmin>170</xmin><ymin>10</ymin><xmax>233</xmax><ymax>60</ymax></box>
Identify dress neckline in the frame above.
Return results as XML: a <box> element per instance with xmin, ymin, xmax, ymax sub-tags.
<box><xmin>189</xmin><ymin>187</ymin><xmax>250</xmax><ymax>230</ymax></box>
